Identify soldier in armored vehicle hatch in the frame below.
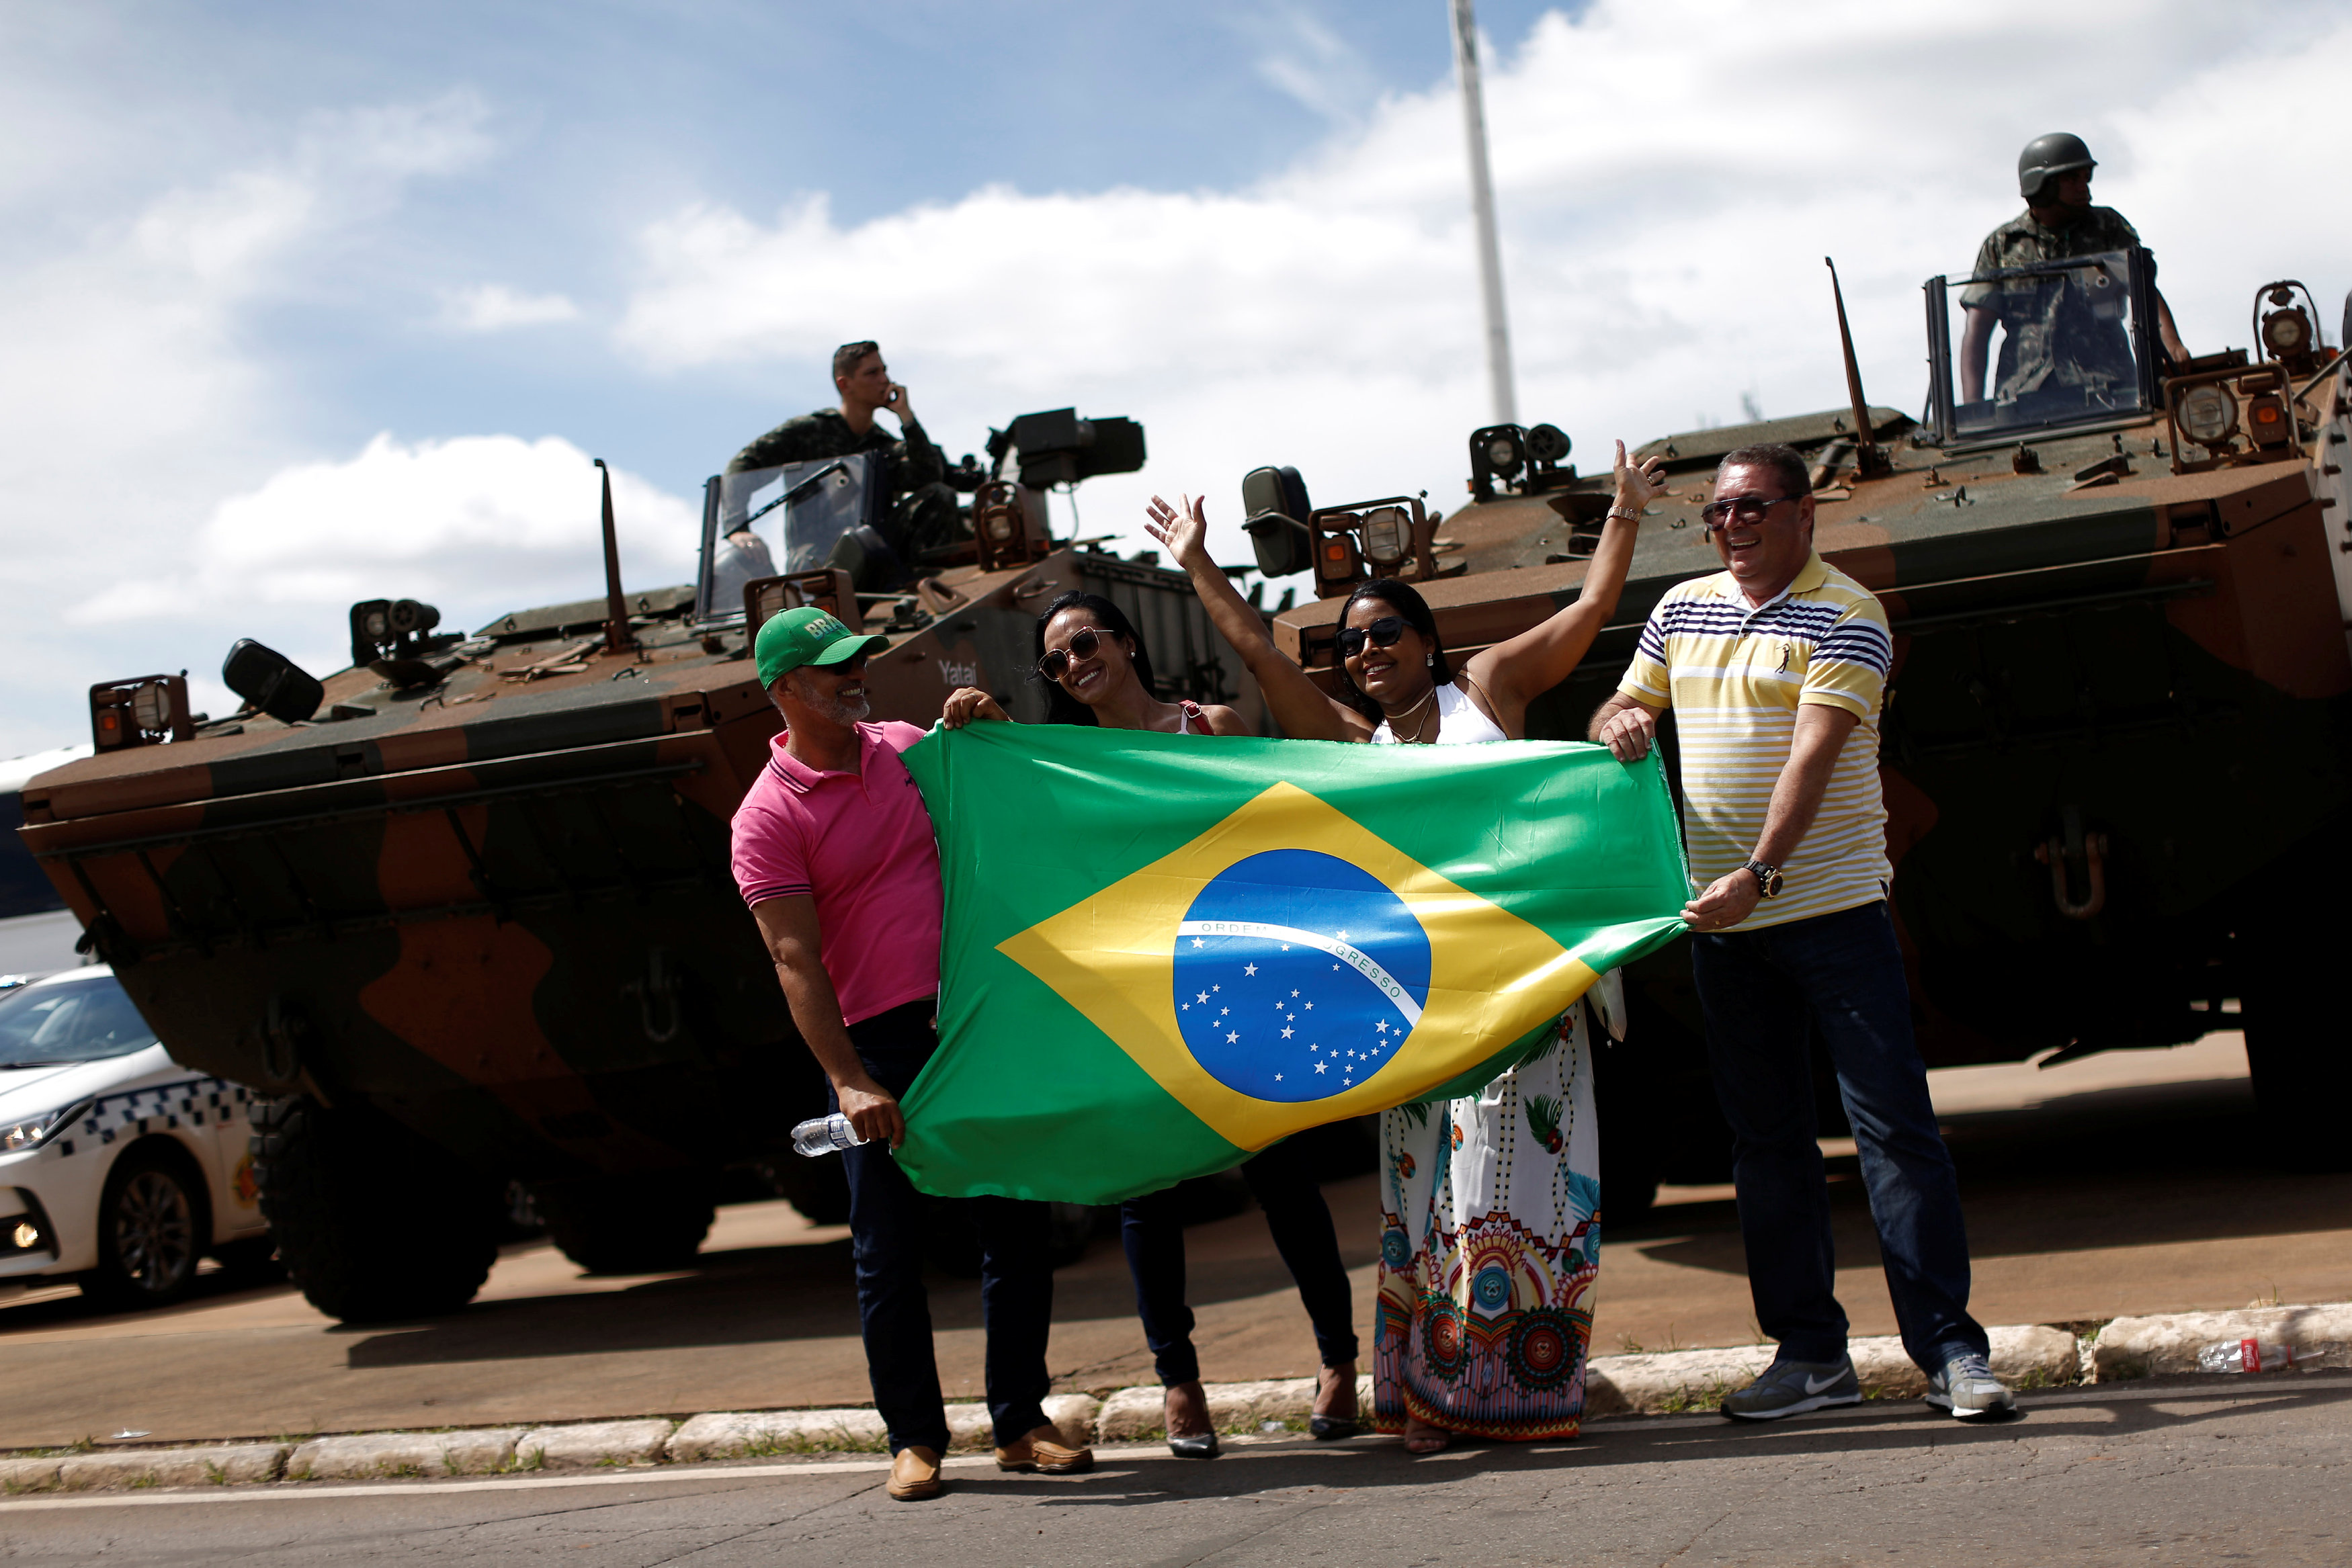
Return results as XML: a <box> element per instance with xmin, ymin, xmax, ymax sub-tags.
<box><xmin>726</xmin><ymin>339</ymin><xmax>963</xmax><ymax>568</ymax></box>
<box><xmin>1959</xmin><ymin>132</ymin><xmax>2193</xmax><ymax>406</ymax></box>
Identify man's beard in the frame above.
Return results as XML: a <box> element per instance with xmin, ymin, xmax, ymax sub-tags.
<box><xmin>794</xmin><ymin>680</ymin><xmax>870</xmax><ymax>726</ymax></box>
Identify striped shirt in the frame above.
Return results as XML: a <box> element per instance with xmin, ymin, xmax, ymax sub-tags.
<box><xmin>1618</xmin><ymin>552</ymin><xmax>1892</xmax><ymax>931</ymax></box>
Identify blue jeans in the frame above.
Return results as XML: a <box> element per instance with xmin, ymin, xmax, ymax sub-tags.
<box><xmin>1691</xmin><ymin>901</ymin><xmax>1988</xmax><ymax>1373</ymax></box>
<box><xmin>1120</xmin><ymin>1135</ymin><xmax>1359</xmax><ymax>1387</ymax></box>
<box><xmin>833</xmin><ymin>998</ymin><xmax>1053</xmax><ymax>1454</ymax></box>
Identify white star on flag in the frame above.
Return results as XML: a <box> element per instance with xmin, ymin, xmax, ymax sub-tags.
<box><xmin>1314</xmin><ymin>1061</ymin><xmax>1327</xmax><ymax>1073</ymax></box>
<box><xmin>1244</xmin><ymin>963</ymin><xmax>1257</xmax><ymax>976</ymax></box>
<box><xmin>1226</xmin><ymin>1031</ymin><xmax>1238</xmax><ymax>1043</ymax></box>
<box><xmin>1282</xmin><ymin>1027</ymin><xmax>1294</xmax><ymax>1038</ymax></box>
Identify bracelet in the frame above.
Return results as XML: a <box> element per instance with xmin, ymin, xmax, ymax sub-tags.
<box><xmin>1607</xmin><ymin>504</ymin><xmax>1640</xmax><ymax>521</ymax></box>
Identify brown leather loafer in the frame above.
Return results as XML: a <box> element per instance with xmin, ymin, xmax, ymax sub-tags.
<box><xmin>887</xmin><ymin>1445</ymin><xmax>943</xmax><ymax>1501</ymax></box>
<box><xmin>994</xmin><ymin>1426</ymin><xmax>1094</xmax><ymax>1474</ymax></box>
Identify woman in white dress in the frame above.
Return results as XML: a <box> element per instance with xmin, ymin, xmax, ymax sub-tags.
<box><xmin>1144</xmin><ymin>440</ymin><xmax>1664</xmax><ymax>1450</ymax></box>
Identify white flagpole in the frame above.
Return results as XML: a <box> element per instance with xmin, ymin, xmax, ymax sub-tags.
<box><xmin>1450</xmin><ymin>0</ymin><xmax>1517</xmax><ymax>426</ymax></box>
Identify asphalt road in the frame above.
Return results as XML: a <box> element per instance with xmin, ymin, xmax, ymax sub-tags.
<box><xmin>3</xmin><ymin>1033</ymin><xmax>2349</xmax><ymax>1449</ymax></box>
<box><xmin>4</xmin><ymin>1373</ymin><xmax>2347</xmax><ymax>1566</ymax></box>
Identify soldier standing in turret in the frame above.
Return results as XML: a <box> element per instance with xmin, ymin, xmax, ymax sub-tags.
<box><xmin>727</xmin><ymin>339</ymin><xmax>963</xmax><ymax>566</ymax></box>
<box><xmin>1959</xmin><ymin>133</ymin><xmax>2192</xmax><ymax>406</ymax></box>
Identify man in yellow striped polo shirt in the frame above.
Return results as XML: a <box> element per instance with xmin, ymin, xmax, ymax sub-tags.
<box><xmin>1588</xmin><ymin>443</ymin><xmax>2012</xmax><ymax>1423</ymax></box>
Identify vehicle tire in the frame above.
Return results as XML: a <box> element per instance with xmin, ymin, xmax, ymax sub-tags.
<box><xmin>250</xmin><ymin>1095</ymin><xmax>501</xmax><ymax>1323</ymax></box>
<box><xmin>2242</xmin><ymin>931</ymin><xmax>2352</xmax><ymax>1172</ymax></box>
<box><xmin>210</xmin><ymin>1234</ymin><xmax>286</xmax><ymax>1286</ymax></box>
<box><xmin>82</xmin><ymin>1143</ymin><xmax>208</xmax><ymax>1311</ymax></box>
<box><xmin>536</xmin><ymin>1174</ymin><xmax>716</xmax><ymax>1275</ymax></box>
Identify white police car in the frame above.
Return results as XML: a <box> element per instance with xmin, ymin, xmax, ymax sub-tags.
<box><xmin>0</xmin><ymin>966</ymin><xmax>273</xmax><ymax>1309</ymax></box>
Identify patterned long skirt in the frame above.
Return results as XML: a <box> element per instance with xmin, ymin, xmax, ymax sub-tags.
<box><xmin>1372</xmin><ymin>1002</ymin><xmax>1601</xmax><ymax>1441</ymax></box>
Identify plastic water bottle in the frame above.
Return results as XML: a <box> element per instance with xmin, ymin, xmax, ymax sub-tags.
<box><xmin>790</xmin><ymin>1113</ymin><xmax>866</xmax><ymax>1158</ymax></box>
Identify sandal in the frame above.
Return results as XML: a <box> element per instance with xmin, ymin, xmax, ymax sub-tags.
<box><xmin>1403</xmin><ymin>1416</ymin><xmax>1453</xmax><ymax>1454</ymax></box>
<box><xmin>1309</xmin><ymin>1361</ymin><xmax>1360</xmax><ymax>1440</ymax></box>
<box><xmin>1166</xmin><ymin>1380</ymin><xmax>1220</xmax><ymax>1459</ymax></box>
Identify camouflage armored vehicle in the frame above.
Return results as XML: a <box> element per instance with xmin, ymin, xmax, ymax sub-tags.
<box><xmin>17</xmin><ymin>410</ymin><xmax>1273</xmax><ymax>1321</ymax></box>
<box><xmin>1255</xmin><ymin>261</ymin><xmax>2352</xmax><ymax>1207</ymax></box>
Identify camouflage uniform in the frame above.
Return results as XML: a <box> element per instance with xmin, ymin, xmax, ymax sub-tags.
<box><xmin>1960</xmin><ymin>206</ymin><xmax>2151</xmax><ymax>403</ymax></box>
<box><xmin>726</xmin><ymin>408</ymin><xmax>962</xmax><ymax>561</ymax></box>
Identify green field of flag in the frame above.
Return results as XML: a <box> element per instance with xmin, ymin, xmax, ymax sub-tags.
<box><xmin>894</xmin><ymin>722</ymin><xmax>1689</xmax><ymax>1205</ymax></box>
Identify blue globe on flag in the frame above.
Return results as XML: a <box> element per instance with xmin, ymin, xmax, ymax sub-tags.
<box><xmin>1173</xmin><ymin>849</ymin><xmax>1431</xmax><ymax>1103</ymax></box>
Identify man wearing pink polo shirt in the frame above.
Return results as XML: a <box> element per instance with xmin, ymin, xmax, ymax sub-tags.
<box><xmin>732</xmin><ymin>607</ymin><xmax>1091</xmax><ymax>1502</ymax></box>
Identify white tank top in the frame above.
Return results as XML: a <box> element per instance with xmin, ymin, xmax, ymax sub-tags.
<box><xmin>1370</xmin><ymin>681</ymin><xmax>1507</xmax><ymax>746</ymax></box>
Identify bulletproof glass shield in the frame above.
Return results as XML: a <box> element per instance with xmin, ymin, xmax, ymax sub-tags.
<box><xmin>1925</xmin><ymin>247</ymin><xmax>2158</xmax><ymax>448</ymax></box>
<box><xmin>696</xmin><ymin>453</ymin><xmax>882</xmax><ymax>621</ymax></box>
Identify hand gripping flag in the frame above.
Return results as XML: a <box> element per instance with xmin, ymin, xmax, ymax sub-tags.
<box><xmin>894</xmin><ymin>722</ymin><xmax>1687</xmax><ymax>1204</ymax></box>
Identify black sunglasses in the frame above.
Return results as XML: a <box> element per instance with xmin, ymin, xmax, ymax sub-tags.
<box><xmin>1335</xmin><ymin>616</ymin><xmax>1409</xmax><ymax>659</ymax></box>
<box><xmin>1698</xmin><ymin>494</ymin><xmax>1797</xmax><ymax>530</ymax></box>
<box><xmin>1036</xmin><ymin>627</ymin><xmax>1111</xmax><ymax>682</ymax></box>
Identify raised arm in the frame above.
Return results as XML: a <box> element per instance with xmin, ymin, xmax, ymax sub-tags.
<box><xmin>1144</xmin><ymin>494</ymin><xmax>1370</xmax><ymax>742</ymax></box>
<box><xmin>1463</xmin><ymin>441</ymin><xmax>1665</xmax><ymax>736</ymax></box>
<box><xmin>1960</xmin><ymin>306</ymin><xmax>1995</xmax><ymax>404</ymax></box>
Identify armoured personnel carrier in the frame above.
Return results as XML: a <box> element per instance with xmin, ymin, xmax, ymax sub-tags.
<box><xmin>1259</xmin><ymin>261</ymin><xmax>2352</xmax><ymax>1208</ymax></box>
<box><xmin>17</xmin><ymin>412</ymin><xmax>1273</xmax><ymax>1321</ymax></box>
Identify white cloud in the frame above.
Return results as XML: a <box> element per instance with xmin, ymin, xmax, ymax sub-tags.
<box><xmin>439</xmin><ymin>282</ymin><xmax>581</xmax><ymax>332</ymax></box>
<box><xmin>0</xmin><ymin>88</ymin><xmax>497</xmax><ymax>748</ymax></box>
<box><xmin>1241</xmin><ymin>7</ymin><xmax>1390</xmax><ymax>128</ymax></box>
<box><xmin>70</xmin><ymin>433</ymin><xmax>698</xmax><ymax>689</ymax></box>
<box><xmin>612</xmin><ymin>0</ymin><xmax>2352</xmax><ymax>573</ymax></box>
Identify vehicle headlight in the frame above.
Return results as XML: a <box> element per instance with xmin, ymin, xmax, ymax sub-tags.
<box><xmin>1360</xmin><ymin>507</ymin><xmax>1411</xmax><ymax>570</ymax></box>
<box><xmin>0</xmin><ymin>1101</ymin><xmax>89</xmax><ymax>1153</ymax></box>
<box><xmin>2176</xmin><ymin>384</ymin><xmax>2237</xmax><ymax>447</ymax></box>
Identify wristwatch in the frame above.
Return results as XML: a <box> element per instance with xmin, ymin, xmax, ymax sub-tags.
<box><xmin>1742</xmin><ymin>859</ymin><xmax>1783</xmax><ymax>898</ymax></box>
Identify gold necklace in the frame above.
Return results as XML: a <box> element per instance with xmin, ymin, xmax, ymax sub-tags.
<box><xmin>1384</xmin><ymin>683</ymin><xmax>1439</xmax><ymax>744</ymax></box>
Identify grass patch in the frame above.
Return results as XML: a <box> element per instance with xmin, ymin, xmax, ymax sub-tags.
<box><xmin>733</xmin><ymin>1430</ymin><xmax>888</xmax><ymax>1458</ymax></box>
<box><xmin>1657</xmin><ymin>1381</ymin><xmax>1732</xmax><ymax>1415</ymax></box>
<box><xmin>202</xmin><ymin>1462</ymin><xmax>230</xmax><ymax>1487</ymax></box>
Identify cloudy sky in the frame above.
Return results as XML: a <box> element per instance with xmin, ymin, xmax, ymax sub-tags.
<box><xmin>3</xmin><ymin>0</ymin><xmax>2347</xmax><ymax>754</ymax></box>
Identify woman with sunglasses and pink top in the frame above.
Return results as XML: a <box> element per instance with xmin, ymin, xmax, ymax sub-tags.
<box><xmin>1142</xmin><ymin>439</ymin><xmax>1664</xmax><ymax>1453</ymax></box>
<box><xmin>943</xmin><ymin>591</ymin><xmax>1362</xmax><ymax>1458</ymax></box>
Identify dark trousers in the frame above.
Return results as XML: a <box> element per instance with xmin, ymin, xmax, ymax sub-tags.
<box><xmin>834</xmin><ymin>998</ymin><xmax>1053</xmax><ymax>1454</ymax></box>
<box><xmin>1690</xmin><ymin>901</ymin><xmax>1989</xmax><ymax>1373</ymax></box>
<box><xmin>1119</xmin><ymin>1135</ymin><xmax>1359</xmax><ymax>1388</ymax></box>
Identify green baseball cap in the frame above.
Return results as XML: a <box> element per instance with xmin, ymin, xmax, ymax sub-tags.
<box><xmin>755</xmin><ymin>606</ymin><xmax>888</xmax><ymax>688</ymax></box>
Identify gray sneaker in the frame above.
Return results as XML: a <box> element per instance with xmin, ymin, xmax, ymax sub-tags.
<box><xmin>1925</xmin><ymin>1352</ymin><xmax>2015</xmax><ymax>1419</ymax></box>
<box><xmin>1720</xmin><ymin>1356</ymin><xmax>1862</xmax><ymax>1421</ymax></box>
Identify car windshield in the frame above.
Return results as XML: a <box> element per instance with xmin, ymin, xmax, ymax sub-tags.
<box><xmin>1923</xmin><ymin>247</ymin><xmax>2157</xmax><ymax>446</ymax></box>
<box><xmin>0</xmin><ymin>974</ymin><xmax>159</xmax><ymax>1067</ymax></box>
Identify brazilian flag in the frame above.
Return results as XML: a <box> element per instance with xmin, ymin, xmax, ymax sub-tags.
<box><xmin>895</xmin><ymin>723</ymin><xmax>1688</xmax><ymax>1204</ymax></box>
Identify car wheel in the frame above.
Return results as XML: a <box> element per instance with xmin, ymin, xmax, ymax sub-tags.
<box><xmin>83</xmin><ymin>1145</ymin><xmax>206</xmax><ymax>1311</ymax></box>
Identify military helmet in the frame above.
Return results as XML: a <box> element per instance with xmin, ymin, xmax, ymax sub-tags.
<box><xmin>2018</xmin><ymin>132</ymin><xmax>2096</xmax><ymax>202</ymax></box>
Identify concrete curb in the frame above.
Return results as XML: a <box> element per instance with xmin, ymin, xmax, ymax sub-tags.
<box><xmin>4</xmin><ymin>1309</ymin><xmax>2338</xmax><ymax>1493</ymax></box>
<box><xmin>2089</xmin><ymin>1304</ymin><xmax>2352</xmax><ymax>1381</ymax></box>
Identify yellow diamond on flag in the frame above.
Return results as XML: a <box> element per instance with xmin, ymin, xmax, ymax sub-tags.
<box><xmin>997</xmin><ymin>781</ymin><xmax>1591</xmax><ymax>1151</ymax></box>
